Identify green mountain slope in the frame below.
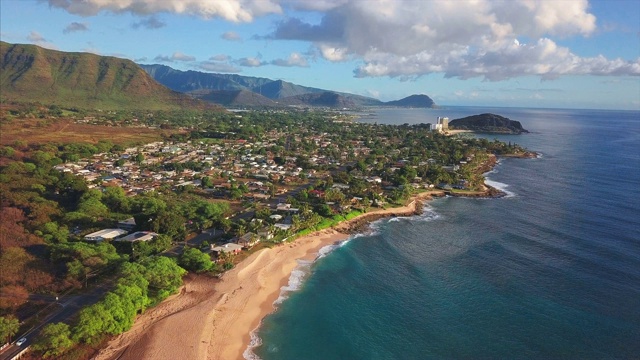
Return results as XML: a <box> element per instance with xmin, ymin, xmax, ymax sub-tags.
<box><xmin>199</xmin><ymin>90</ymin><xmax>279</xmax><ymax>107</ymax></box>
<box><xmin>140</xmin><ymin>64</ymin><xmax>384</xmax><ymax>106</ymax></box>
<box><xmin>0</xmin><ymin>42</ymin><xmax>218</xmax><ymax>110</ymax></box>
<box><xmin>140</xmin><ymin>63</ymin><xmax>437</xmax><ymax>109</ymax></box>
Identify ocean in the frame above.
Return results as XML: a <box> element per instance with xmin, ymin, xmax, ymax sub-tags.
<box><xmin>249</xmin><ymin>107</ymin><xmax>640</xmax><ymax>359</ymax></box>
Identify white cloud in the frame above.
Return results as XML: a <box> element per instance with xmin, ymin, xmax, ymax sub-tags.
<box><xmin>26</xmin><ymin>31</ymin><xmax>58</xmax><ymax>49</ymax></box>
<box><xmin>271</xmin><ymin>52</ymin><xmax>309</xmax><ymax>67</ymax></box>
<box><xmin>44</xmin><ymin>0</ymin><xmax>638</xmax><ymax>80</ymax></box>
<box><xmin>154</xmin><ymin>52</ymin><xmax>196</xmax><ymax>62</ymax></box>
<box><xmin>266</xmin><ymin>0</ymin><xmax>637</xmax><ymax>80</ymax></box>
<box><xmin>210</xmin><ymin>54</ymin><xmax>231</xmax><ymax>61</ymax></box>
<box><xmin>172</xmin><ymin>52</ymin><xmax>196</xmax><ymax>61</ymax></box>
<box><xmin>47</xmin><ymin>0</ymin><xmax>282</xmax><ymax>23</ymax></box>
<box><xmin>63</xmin><ymin>22</ymin><xmax>89</xmax><ymax>34</ymax></box>
<box><xmin>132</xmin><ymin>16</ymin><xmax>166</xmax><ymax>29</ymax></box>
<box><xmin>198</xmin><ymin>61</ymin><xmax>241</xmax><ymax>73</ymax></box>
<box><xmin>221</xmin><ymin>31</ymin><xmax>242</xmax><ymax>41</ymax></box>
<box><xmin>237</xmin><ymin>57</ymin><xmax>265</xmax><ymax>67</ymax></box>
<box><xmin>27</xmin><ymin>31</ymin><xmax>46</xmax><ymax>43</ymax></box>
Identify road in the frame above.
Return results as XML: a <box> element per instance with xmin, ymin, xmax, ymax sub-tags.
<box><xmin>0</xmin><ymin>282</ymin><xmax>111</xmax><ymax>360</ymax></box>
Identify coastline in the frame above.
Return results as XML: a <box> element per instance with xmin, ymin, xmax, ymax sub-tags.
<box><xmin>94</xmin><ymin>193</ymin><xmax>433</xmax><ymax>360</ymax></box>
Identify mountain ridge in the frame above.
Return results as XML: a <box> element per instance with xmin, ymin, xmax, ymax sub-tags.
<box><xmin>0</xmin><ymin>42</ymin><xmax>222</xmax><ymax>111</ymax></box>
<box><xmin>140</xmin><ymin>64</ymin><xmax>436</xmax><ymax>109</ymax></box>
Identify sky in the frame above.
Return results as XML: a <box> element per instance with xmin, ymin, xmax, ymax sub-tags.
<box><xmin>1</xmin><ymin>0</ymin><xmax>639</xmax><ymax>110</ymax></box>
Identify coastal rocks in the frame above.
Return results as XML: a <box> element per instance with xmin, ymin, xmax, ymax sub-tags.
<box><xmin>333</xmin><ymin>200</ymin><xmax>426</xmax><ymax>235</ymax></box>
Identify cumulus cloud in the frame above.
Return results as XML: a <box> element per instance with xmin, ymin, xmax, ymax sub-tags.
<box><xmin>27</xmin><ymin>31</ymin><xmax>46</xmax><ymax>43</ymax></box>
<box><xmin>47</xmin><ymin>0</ymin><xmax>282</xmax><ymax>23</ymax></box>
<box><xmin>43</xmin><ymin>0</ymin><xmax>638</xmax><ymax>80</ymax></box>
<box><xmin>210</xmin><ymin>54</ymin><xmax>231</xmax><ymax>61</ymax></box>
<box><xmin>266</xmin><ymin>0</ymin><xmax>638</xmax><ymax>80</ymax></box>
<box><xmin>271</xmin><ymin>52</ymin><xmax>309</xmax><ymax>67</ymax></box>
<box><xmin>63</xmin><ymin>22</ymin><xmax>89</xmax><ymax>34</ymax></box>
<box><xmin>198</xmin><ymin>61</ymin><xmax>241</xmax><ymax>73</ymax></box>
<box><xmin>237</xmin><ymin>57</ymin><xmax>265</xmax><ymax>67</ymax></box>
<box><xmin>26</xmin><ymin>31</ymin><xmax>57</xmax><ymax>49</ymax></box>
<box><xmin>132</xmin><ymin>16</ymin><xmax>166</xmax><ymax>29</ymax></box>
<box><xmin>221</xmin><ymin>31</ymin><xmax>242</xmax><ymax>41</ymax></box>
<box><xmin>353</xmin><ymin>38</ymin><xmax>640</xmax><ymax>80</ymax></box>
<box><xmin>153</xmin><ymin>52</ymin><xmax>196</xmax><ymax>62</ymax></box>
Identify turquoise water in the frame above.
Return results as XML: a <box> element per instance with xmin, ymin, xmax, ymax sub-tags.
<box><xmin>250</xmin><ymin>108</ymin><xmax>640</xmax><ymax>359</ymax></box>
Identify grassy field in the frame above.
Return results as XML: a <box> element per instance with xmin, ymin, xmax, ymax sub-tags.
<box><xmin>1</xmin><ymin>118</ymin><xmax>179</xmax><ymax>146</ymax></box>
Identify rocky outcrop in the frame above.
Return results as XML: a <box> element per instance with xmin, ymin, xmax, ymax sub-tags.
<box><xmin>449</xmin><ymin>113</ymin><xmax>529</xmax><ymax>134</ymax></box>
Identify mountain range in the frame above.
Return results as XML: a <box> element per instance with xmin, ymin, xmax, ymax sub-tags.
<box><xmin>0</xmin><ymin>41</ymin><xmax>436</xmax><ymax>110</ymax></box>
<box><xmin>140</xmin><ymin>64</ymin><xmax>436</xmax><ymax>109</ymax></box>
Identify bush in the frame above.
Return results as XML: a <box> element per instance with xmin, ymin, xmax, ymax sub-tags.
<box><xmin>179</xmin><ymin>247</ymin><xmax>213</xmax><ymax>273</ymax></box>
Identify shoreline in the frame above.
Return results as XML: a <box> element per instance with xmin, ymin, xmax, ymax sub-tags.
<box><xmin>94</xmin><ymin>192</ymin><xmax>434</xmax><ymax>360</ymax></box>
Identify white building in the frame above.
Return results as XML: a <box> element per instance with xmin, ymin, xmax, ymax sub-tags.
<box><xmin>84</xmin><ymin>228</ymin><xmax>129</xmax><ymax>242</ymax></box>
<box><xmin>431</xmin><ymin>117</ymin><xmax>449</xmax><ymax>132</ymax></box>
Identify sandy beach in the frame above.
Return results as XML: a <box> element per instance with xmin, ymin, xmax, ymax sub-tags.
<box><xmin>95</xmin><ymin>196</ymin><xmax>432</xmax><ymax>360</ymax></box>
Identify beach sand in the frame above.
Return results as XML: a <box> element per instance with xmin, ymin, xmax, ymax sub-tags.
<box><xmin>95</xmin><ymin>197</ymin><xmax>430</xmax><ymax>360</ymax></box>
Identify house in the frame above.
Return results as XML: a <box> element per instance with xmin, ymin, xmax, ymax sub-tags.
<box><xmin>84</xmin><ymin>228</ymin><xmax>129</xmax><ymax>242</ymax></box>
<box><xmin>211</xmin><ymin>243</ymin><xmax>243</xmax><ymax>255</ymax></box>
<box><xmin>237</xmin><ymin>232</ymin><xmax>260</xmax><ymax>248</ymax></box>
<box><xmin>116</xmin><ymin>231</ymin><xmax>158</xmax><ymax>242</ymax></box>
<box><xmin>117</xmin><ymin>218</ymin><xmax>137</xmax><ymax>232</ymax></box>
<box><xmin>274</xmin><ymin>223</ymin><xmax>292</xmax><ymax>231</ymax></box>
<box><xmin>257</xmin><ymin>227</ymin><xmax>274</xmax><ymax>240</ymax></box>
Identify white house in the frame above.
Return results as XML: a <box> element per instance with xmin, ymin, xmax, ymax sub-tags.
<box><xmin>84</xmin><ymin>228</ymin><xmax>129</xmax><ymax>242</ymax></box>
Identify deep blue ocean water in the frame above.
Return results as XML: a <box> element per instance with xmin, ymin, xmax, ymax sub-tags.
<box><xmin>249</xmin><ymin>107</ymin><xmax>640</xmax><ymax>359</ymax></box>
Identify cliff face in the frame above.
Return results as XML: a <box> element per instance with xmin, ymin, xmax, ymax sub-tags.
<box><xmin>449</xmin><ymin>113</ymin><xmax>529</xmax><ymax>134</ymax></box>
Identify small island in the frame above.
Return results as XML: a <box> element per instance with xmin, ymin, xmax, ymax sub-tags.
<box><xmin>449</xmin><ymin>113</ymin><xmax>529</xmax><ymax>134</ymax></box>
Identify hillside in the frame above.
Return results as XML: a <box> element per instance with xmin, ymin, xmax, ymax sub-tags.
<box><xmin>141</xmin><ymin>64</ymin><xmax>273</xmax><ymax>93</ymax></box>
<box><xmin>141</xmin><ymin>64</ymin><xmax>385</xmax><ymax>107</ymax></box>
<box><xmin>198</xmin><ymin>90</ymin><xmax>279</xmax><ymax>107</ymax></box>
<box><xmin>449</xmin><ymin>113</ymin><xmax>529</xmax><ymax>134</ymax></box>
<box><xmin>384</xmin><ymin>94</ymin><xmax>435</xmax><ymax>108</ymax></box>
<box><xmin>140</xmin><ymin>63</ymin><xmax>440</xmax><ymax>109</ymax></box>
<box><xmin>0</xmin><ymin>42</ymin><xmax>219</xmax><ymax>111</ymax></box>
<box><xmin>279</xmin><ymin>92</ymin><xmax>356</xmax><ymax>108</ymax></box>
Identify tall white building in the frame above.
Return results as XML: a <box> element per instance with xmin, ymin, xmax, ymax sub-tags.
<box><xmin>431</xmin><ymin>117</ymin><xmax>449</xmax><ymax>132</ymax></box>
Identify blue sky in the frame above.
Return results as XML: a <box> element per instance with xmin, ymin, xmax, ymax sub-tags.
<box><xmin>1</xmin><ymin>0</ymin><xmax>638</xmax><ymax>110</ymax></box>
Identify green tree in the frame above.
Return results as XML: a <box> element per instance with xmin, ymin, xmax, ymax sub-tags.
<box><xmin>138</xmin><ymin>256</ymin><xmax>186</xmax><ymax>303</ymax></box>
<box><xmin>73</xmin><ymin>303</ymin><xmax>113</xmax><ymax>343</ymax></box>
<box><xmin>32</xmin><ymin>322</ymin><xmax>74</xmax><ymax>358</ymax></box>
<box><xmin>103</xmin><ymin>186</ymin><xmax>130</xmax><ymax>213</ymax></box>
<box><xmin>179</xmin><ymin>248</ymin><xmax>213</xmax><ymax>273</ymax></box>
<box><xmin>0</xmin><ymin>315</ymin><xmax>20</xmax><ymax>344</ymax></box>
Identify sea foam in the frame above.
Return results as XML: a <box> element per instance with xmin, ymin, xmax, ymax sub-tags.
<box><xmin>485</xmin><ymin>178</ymin><xmax>516</xmax><ymax>198</ymax></box>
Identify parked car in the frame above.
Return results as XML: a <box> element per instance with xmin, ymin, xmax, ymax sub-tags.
<box><xmin>16</xmin><ymin>337</ymin><xmax>27</xmax><ymax>346</ymax></box>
